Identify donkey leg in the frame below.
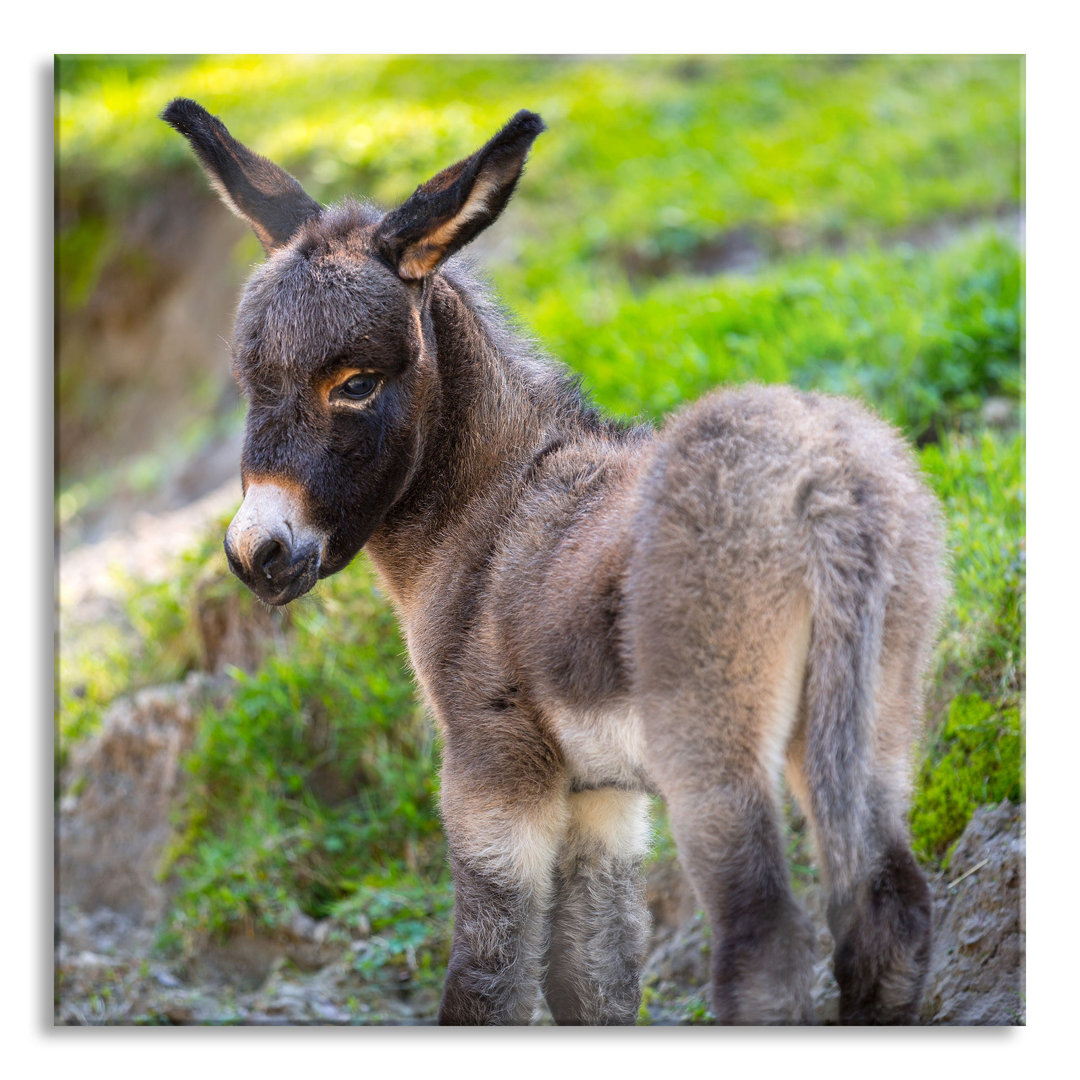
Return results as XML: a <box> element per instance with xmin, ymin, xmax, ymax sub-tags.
<box><xmin>641</xmin><ymin>599</ymin><xmax>818</xmax><ymax>1025</ymax></box>
<box><xmin>662</xmin><ymin>779</ymin><xmax>816</xmax><ymax>1025</ymax></box>
<box><xmin>829</xmin><ymin>842</ymin><xmax>931</xmax><ymax>1026</ymax></box>
<box><xmin>543</xmin><ymin>788</ymin><xmax>651</xmax><ymax>1025</ymax></box>
<box><xmin>788</xmin><ymin>626</ymin><xmax>933</xmax><ymax>1025</ymax></box>
<box><xmin>437</xmin><ymin>745</ymin><xmax>568</xmax><ymax>1025</ymax></box>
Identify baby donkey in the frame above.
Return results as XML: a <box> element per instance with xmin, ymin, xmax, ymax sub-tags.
<box><xmin>163</xmin><ymin>99</ymin><xmax>946</xmax><ymax>1025</ymax></box>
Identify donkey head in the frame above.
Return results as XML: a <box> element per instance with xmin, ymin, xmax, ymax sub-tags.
<box><xmin>163</xmin><ymin>99</ymin><xmax>544</xmax><ymax>604</ymax></box>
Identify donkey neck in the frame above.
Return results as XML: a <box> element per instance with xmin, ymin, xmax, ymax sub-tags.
<box><xmin>364</xmin><ymin>268</ymin><xmax>603</xmax><ymax>602</ymax></box>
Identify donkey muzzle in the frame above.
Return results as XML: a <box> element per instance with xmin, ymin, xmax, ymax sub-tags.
<box><xmin>224</xmin><ymin>480</ymin><xmax>325</xmax><ymax>605</ymax></box>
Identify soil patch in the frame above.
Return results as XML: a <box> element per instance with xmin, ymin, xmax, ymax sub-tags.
<box><xmin>621</xmin><ymin>205</ymin><xmax>1024</xmax><ymax>285</ymax></box>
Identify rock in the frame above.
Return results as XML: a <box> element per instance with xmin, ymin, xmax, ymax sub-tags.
<box><xmin>645</xmin><ymin>909</ymin><xmax>710</xmax><ymax>987</ymax></box>
<box><xmin>921</xmin><ymin>800</ymin><xmax>1025</xmax><ymax>1025</ymax></box>
<box><xmin>191</xmin><ymin>564</ymin><xmax>292</xmax><ymax>673</ymax></box>
<box><xmin>57</xmin><ymin>673</ymin><xmax>232</xmax><ymax>924</ymax></box>
<box><xmin>646</xmin><ymin>855</ymin><xmax>698</xmax><ymax>931</ymax></box>
<box><xmin>980</xmin><ymin>396</ymin><xmax>1017</xmax><ymax>429</ymax></box>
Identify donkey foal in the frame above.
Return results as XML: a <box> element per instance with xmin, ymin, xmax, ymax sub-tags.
<box><xmin>164</xmin><ymin>99</ymin><xmax>947</xmax><ymax>1025</ymax></box>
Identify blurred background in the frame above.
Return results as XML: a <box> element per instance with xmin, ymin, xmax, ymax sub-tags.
<box><xmin>55</xmin><ymin>55</ymin><xmax>1024</xmax><ymax>1025</ymax></box>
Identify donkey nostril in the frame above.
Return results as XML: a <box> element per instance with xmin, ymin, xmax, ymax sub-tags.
<box><xmin>253</xmin><ymin>538</ymin><xmax>288</xmax><ymax>581</ymax></box>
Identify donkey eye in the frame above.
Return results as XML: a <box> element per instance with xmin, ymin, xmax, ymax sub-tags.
<box><xmin>338</xmin><ymin>374</ymin><xmax>378</xmax><ymax>401</ymax></box>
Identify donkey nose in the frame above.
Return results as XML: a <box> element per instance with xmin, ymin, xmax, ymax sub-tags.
<box><xmin>224</xmin><ymin>480</ymin><xmax>324</xmax><ymax>605</ymax></box>
<box><xmin>224</xmin><ymin>524</ymin><xmax>321</xmax><ymax>605</ymax></box>
<box><xmin>252</xmin><ymin>536</ymin><xmax>290</xmax><ymax>581</ymax></box>
<box><xmin>222</xmin><ymin>529</ymin><xmax>291</xmax><ymax>580</ymax></box>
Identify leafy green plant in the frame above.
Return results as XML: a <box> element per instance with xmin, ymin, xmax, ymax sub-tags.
<box><xmin>340</xmin><ymin>877</ymin><xmax>454</xmax><ymax>996</ymax></box>
<box><xmin>920</xmin><ymin>428</ymin><xmax>1025</xmax><ymax>701</ymax></box>
<box><xmin>161</xmin><ymin>558</ymin><xmax>442</xmax><ymax>953</ymax></box>
<box><xmin>910</xmin><ymin>692</ymin><xmax>1023</xmax><ymax>861</ymax></box>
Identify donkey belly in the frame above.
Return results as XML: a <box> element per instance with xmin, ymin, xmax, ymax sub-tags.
<box><xmin>548</xmin><ymin>703</ymin><xmax>653</xmax><ymax>793</ymax></box>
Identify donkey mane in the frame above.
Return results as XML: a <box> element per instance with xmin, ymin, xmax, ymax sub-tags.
<box><xmin>286</xmin><ymin>210</ymin><xmax>639</xmax><ymax>542</ymax></box>
<box><xmin>371</xmin><ymin>259</ymin><xmax>650</xmax><ymax>612</ymax></box>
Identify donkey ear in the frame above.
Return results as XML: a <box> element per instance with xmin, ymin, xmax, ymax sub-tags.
<box><xmin>161</xmin><ymin>98</ymin><xmax>322</xmax><ymax>254</ymax></box>
<box><xmin>375</xmin><ymin>110</ymin><xmax>545</xmax><ymax>281</ymax></box>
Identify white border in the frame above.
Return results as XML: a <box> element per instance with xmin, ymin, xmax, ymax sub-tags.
<box><xmin>17</xmin><ymin>4</ymin><xmax>1070</xmax><ymax>1072</ymax></box>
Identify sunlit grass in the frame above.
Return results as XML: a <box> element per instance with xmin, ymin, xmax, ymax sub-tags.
<box><xmin>499</xmin><ymin>228</ymin><xmax>1021</xmax><ymax>439</ymax></box>
<box><xmin>58</xmin><ymin>55</ymin><xmax>1022</xmax><ymax>256</ymax></box>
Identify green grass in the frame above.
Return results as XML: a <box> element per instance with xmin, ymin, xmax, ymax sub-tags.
<box><xmin>909</xmin><ymin>427</ymin><xmax>1024</xmax><ymax>860</ymax></box>
<box><xmin>506</xmin><ymin>229</ymin><xmax>1021</xmax><ymax>440</ymax></box>
<box><xmin>922</xmin><ymin>429</ymin><xmax>1025</xmax><ymax>696</ymax></box>
<box><xmin>57</xmin><ymin>56</ymin><xmax>1022</xmax><ymax>216</ymax></box>
<box><xmin>158</xmin><ymin>553</ymin><xmax>440</xmax><ymax>956</ymax></box>
<box><xmin>911</xmin><ymin>692</ymin><xmax>1022</xmax><ymax>863</ymax></box>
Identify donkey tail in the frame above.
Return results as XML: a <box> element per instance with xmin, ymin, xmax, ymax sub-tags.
<box><xmin>796</xmin><ymin>472</ymin><xmax>893</xmax><ymax>898</ymax></box>
<box><xmin>796</xmin><ymin>466</ymin><xmax>939</xmax><ymax>1023</ymax></box>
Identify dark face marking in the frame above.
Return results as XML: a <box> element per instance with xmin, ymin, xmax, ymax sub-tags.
<box><xmin>224</xmin><ymin>205</ymin><xmax>435</xmax><ymax>602</ymax></box>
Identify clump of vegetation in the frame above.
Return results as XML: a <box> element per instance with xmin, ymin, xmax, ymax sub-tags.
<box><xmin>159</xmin><ymin>558</ymin><xmax>443</xmax><ymax>961</ymax></box>
<box><xmin>909</xmin><ymin>428</ymin><xmax>1024</xmax><ymax>861</ymax></box>
<box><xmin>338</xmin><ymin>879</ymin><xmax>454</xmax><ymax>999</ymax></box>
<box><xmin>911</xmin><ymin>693</ymin><xmax>1023</xmax><ymax>862</ymax></box>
